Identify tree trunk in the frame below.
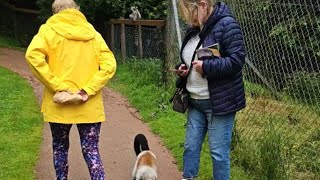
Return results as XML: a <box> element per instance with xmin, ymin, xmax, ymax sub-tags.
<box><xmin>164</xmin><ymin>0</ymin><xmax>180</xmax><ymax>88</ymax></box>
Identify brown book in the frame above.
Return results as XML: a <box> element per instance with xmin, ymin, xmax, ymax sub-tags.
<box><xmin>196</xmin><ymin>43</ymin><xmax>220</xmax><ymax>60</ymax></box>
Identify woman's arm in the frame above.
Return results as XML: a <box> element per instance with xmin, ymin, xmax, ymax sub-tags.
<box><xmin>202</xmin><ymin>18</ymin><xmax>246</xmax><ymax>78</ymax></box>
<box><xmin>25</xmin><ymin>25</ymin><xmax>68</xmax><ymax>92</ymax></box>
<box><xmin>81</xmin><ymin>33</ymin><xmax>117</xmax><ymax>96</ymax></box>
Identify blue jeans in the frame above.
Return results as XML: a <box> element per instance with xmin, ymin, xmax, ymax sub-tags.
<box><xmin>183</xmin><ymin>99</ymin><xmax>235</xmax><ymax>180</ymax></box>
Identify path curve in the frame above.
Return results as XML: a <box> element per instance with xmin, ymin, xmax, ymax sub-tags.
<box><xmin>0</xmin><ymin>48</ymin><xmax>181</xmax><ymax>180</ymax></box>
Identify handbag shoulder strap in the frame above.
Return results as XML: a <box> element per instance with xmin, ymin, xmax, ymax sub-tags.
<box><xmin>185</xmin><ymin>29</ymin><xmax>210</xmax><ymax>78</ymax></box>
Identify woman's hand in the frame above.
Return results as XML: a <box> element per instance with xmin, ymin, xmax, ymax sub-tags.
<box><xmin>177</xmin><ymin>64</ymin><xmax>189</xmax><ymax>77</ymax></box>
<box><xmin>192</xmin><ymin>60</ymin><xmax>203</xmax><ymax>74</ymax></box>
<box><xmin>78</xmin><ymin>90</ymin><xmax>88</xmax><ymax>102</ymax></box>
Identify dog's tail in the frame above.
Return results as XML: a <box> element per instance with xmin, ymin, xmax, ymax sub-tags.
<box><xmin>134</xmin><ymin>134</ymin><xmax>150</xmax><ymax>156</ymax></box>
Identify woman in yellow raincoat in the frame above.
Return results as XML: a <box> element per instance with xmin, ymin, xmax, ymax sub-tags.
<box><xmin>25</xmin><ymin>0</ymin><xmax>116</xmax><ymax>179</ymax></box>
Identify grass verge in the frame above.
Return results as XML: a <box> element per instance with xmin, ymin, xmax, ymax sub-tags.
<box><xmin>109</xmin><ymin>58</ymin><xmax>251</xmax><ymax>180</ymax></box>
<box><xmin>110</xmin><ymin>57</ymin><xmax>319</xmax><ymax>179</ymax></box>
<box><xmin>0</xmin><ymin>66</ymin><xmax>43</xmax><ymax>179</ymax></box>
<box><xmin>0</xmin><ymin>35</ymin><xmax>25</xmax><ymax>51</ymax></box>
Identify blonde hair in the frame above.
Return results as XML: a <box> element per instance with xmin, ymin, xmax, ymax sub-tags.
<box><xmin>179</xmin><ymin>0</ymin><xmax>214</xmax><ymax>23</ymax></box>
<box><xmin>52</xmin><ymin>0</ymin><xmax>80</xmax><ymax>14</ymax></box>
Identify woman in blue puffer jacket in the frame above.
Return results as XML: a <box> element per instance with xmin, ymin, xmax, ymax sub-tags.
<box><xmin>176</xmin><ymin>0</ymin><xmax>246</xmax><ymax>179</ymax></box>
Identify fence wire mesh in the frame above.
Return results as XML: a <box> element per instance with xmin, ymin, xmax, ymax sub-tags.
<box><xmin>112</xmin><ymin>24</ymin><xmax>165</xmax><ymax>60</ymax></box>
<box><xmin>167</xmin><ymin>0</ymin><xmax>320</xmax><ymax>179</ymax></box>
<box><xmin>111</xmin><ymin>0</ymin><xmax>320</xmax><ymax>179</ymax></box>
<box><xmin>224</xmin><ymin>0</ymin><xmax>320</xmax><ymax>179</ymax></box>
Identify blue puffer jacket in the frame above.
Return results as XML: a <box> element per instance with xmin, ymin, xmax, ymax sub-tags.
<box><xmin>178</xmin><ymin>2</ymin><xmax>246</xmax><ymax>115</ymax></box>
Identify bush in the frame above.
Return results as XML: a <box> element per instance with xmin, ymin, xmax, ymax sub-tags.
<box><xmin>259</xmin><ymin>126</ymin><xmax>288</xmax><ymax>180</ymax></box>
<box><xmin>293</xmin><ymin>129</ymin><xmax>320</xmax><ymax>177</ymax></box>
<box><xmin>109</xmin><ymin>58</ymin><xmax>252</xmax><ymax>180</ymax></box>
<box><xmin>18</xmin><ymin>33</ymin><xmax>33</xmax><ymax>47</ymax></box>
<box><xmin>36</xmin><ymin>0</ymin><xmax>167</xmax><ymax>23</ymax></box>
<box><xmin>225</xmin><ymin>0</ymin><xmax>320</xmax><ymax>91</ymax></box>
<box><xmin>285</xmin><ymin>72</ymin><xmax>320</xmax><ymax>105</ymax></box>
<box><xmin>232</xmin><ymin>123</ymin><xmax>289</xmax><ymax>180</ymax></box>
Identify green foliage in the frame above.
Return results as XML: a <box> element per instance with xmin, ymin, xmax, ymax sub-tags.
<box><xmin>231</xmin><ymin>80</ymin><xmax>320</xmax><ymax>179</ymax></box>
<box><xmin>36</xmin><ymin>0</ymin><xmax>167</xmax><ymax>23</ymax></box>
<box><xmin>18</xmin><ymin>33</ymin><xmax>33</xmax><ymax>47</ymax></box>
<box><xmin>285</xmin><ymin>72</ymin><xmax>320</xmax><ymax>105</ymax></box>
<box><xmin>259</xmin><ymin>123</ymin><xmax>288</xmax><ymax>180</ymax></box>
<box><xmin>36</xmin><ymin>0</ymin><xmax>98</xmax><ymax>22</ymax></box>
<box><xmin>232</xmin><ymin>121</ymin><xmax>289</xmax><ymax>180</ymax></box>
<box><xmin>226</xmin><ymin>0</ymin><xmax>320</xmax><ymax>93</ymax></box>
<box><xmin>110</xmin><ymin>56</ymin><xmax>320</xmax><ymax>179</ymax></box>
<box><xmin>269</xmin><ymin>13</ymin><xmax>320</xmax><ymax>61</ymax></box>
<box><xmin>109</xmin><ymin>58</ymin><xmax>251</xmax><ymax>180</ymax></box>
<box><xmin>109</xmin><ymin>57</ymin><xmax>169</xmax><ymax>119</ymax></box>
<box><xmin>0</xmin><ymin>66</ymin><xmax>43</xmax><ymax>179</ymax></box>
<box><xmin>111</xmin><ymin>56</ymin><xmax>320</xmax><ymax>179</ymax></box>
<box><xmin>0</xmin><ymin>35</ymin><xmax>25</xmax><ymax>51</ymax></box>
<box><xmin>95</xmin><ymin>0</ymin><xmax>167</xmax><ymax>20</ymax></box>
<box><xmin>232</xmin><ymin>141</ymin><xmax>260</xmax><ymax>178</ymax></box>
<box><xmin>293</xmin><ymin>129</ymin><xmax>320</xmax><ymax>178</ymax></box>
<box><xmin>36</xmin><ymin>0</ymin><xmax>53</xmax><ymax>22</ymax></box>
<box><xmin>244</xmin><ymin>81</ymin><xmax>273</xmax><ymax>99</ymax></box>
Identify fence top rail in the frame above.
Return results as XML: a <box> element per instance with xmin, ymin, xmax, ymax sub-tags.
<box><xmin>0</xmin><ymin>1</ymin><xmax>40</xmax><ymax>14</ymax></box>
<box><xmin>109</xmin><ymin>19</ymin><xmax>166</xmax><ymax>27</ymax></box>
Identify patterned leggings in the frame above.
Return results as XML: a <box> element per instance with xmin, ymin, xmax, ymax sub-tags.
<box><xmin>49</xmin><ymin>122</ymin><xmax>105</xmax><ymax>180</ymax></box>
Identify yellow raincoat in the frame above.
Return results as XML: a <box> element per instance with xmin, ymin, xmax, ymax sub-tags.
<box><xmin>25</xmin><ymin>9</ymin><xmax>116</xmax><ymax>124</ymax></box>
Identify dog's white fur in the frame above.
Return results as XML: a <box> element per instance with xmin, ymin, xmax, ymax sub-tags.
<box><xmin>132</xmin><ymin>150</ymin><xmax>157</xmax><ymax>180</ymax></box>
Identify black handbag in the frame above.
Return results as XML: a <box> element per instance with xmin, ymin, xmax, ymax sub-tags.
<box><xmin>170</xmin><ymin>24</ymin><xmax>215</xmax><ymax>113</ymax></box>
<box><xmin>171</xmin><ymin>87</ymin><xmax>189</xmax><ymax>113</ymax></box>
<box><xmin>170</xmin><ymin>43</ymin><xmax>202</xmax><ymax>113</ymax></box>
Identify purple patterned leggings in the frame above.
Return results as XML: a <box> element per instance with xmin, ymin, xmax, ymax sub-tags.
<box><xmin>49</xmin><ymin>122</ymin><xmax>105</xmax><ymax>180</ymax></box>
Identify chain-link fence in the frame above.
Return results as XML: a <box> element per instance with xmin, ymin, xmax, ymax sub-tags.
<box><xmin>111</xmin><ymin>0</ymin><xmax>320</xmax><ymax>178</ymax></box>
<box><xmin>224</xmin><ymin>0</ymin><xmax>320</xmax><ymax>179</ymax></box>
<box><xmin>164</xmin><ymin>0</ymin><xmax>320</xmax><ymax>179</ymax></box>
<box><xmin>111</xmin><ymin>24</ymin><xmax>165</xmax><ymax>60</ymax></box>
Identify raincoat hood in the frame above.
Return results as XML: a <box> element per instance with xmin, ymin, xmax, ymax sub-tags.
<box><xmin>46</xmin><ymin>9</ymin><xmax>95</xmax><ymax>41</ymax></box>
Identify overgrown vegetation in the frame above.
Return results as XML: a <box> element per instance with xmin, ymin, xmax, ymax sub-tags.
<box><xmin>109</xmin><ymin>58</ymin><xmax>251</xmax><ymax>180</ymax></box>
<box><xmin>0</xmin><ymin>66</ymin><xmax>43</xmax><ymax>179</ymax></box>
<box><xmin>0</xmin><ymin>35</ymin><xmax>25</xmax><ymax>51</ymax></box>
<box><xmin>216</xmin><ymin>2</ymin><xmax>320</xmax><ymax>178</ymax></box>
<box><xmin>110</xmin><ymin>57</ymin><xmax>320</xmax><ymax>179</ymax></box>
<box><xmin>234</xmin><ymin>82</ymin><xmax>320</xmax><ymax>179</ymax></box>
<box><xmin>226</xmin><ymin>0</ymin><xmax>320</xmax><ymax>96</ymax></box>
<box><xmin>36</xmin><ymin>0</ymin><xmax>167</xmax><ymax>23</ymax></box>
<box><xmin>285</xmin><ymin>72</ymin><xmax>320</xmax><ymax>105</ymax></box>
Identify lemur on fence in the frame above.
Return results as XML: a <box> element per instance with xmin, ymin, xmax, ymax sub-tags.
<box><xmin>129</xmin><ymin>6</ymin><xmax>142</xmax><ymax>47</ymax></box>
<box><xmin>129</xmin><ymin>6</ymin><xmax>141</xmax><ymax>21</ymax></box>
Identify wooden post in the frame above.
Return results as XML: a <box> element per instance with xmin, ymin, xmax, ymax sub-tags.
<box><xmin>107</xmin><ymin>19</ymin><xmax>166</xmax><ymax>61</ymax></box>
<box><xmin>138</xmin><ymin>25</ymin><xmax>143</xmax><ymax>58</ymax></box>
<box><xmin>120</xmin><ymin>18</ymin><xmax>126</xmax><ymax>62</ymax></box>
<box><xmin>110</xmin><ymin>23</ymin><xmax>115</xmax><ymax>52</ymax></box>
<box><xmin>164</xmin><ymin>3</ymin><xmax>179</xmax><ymax>86</ymax></box>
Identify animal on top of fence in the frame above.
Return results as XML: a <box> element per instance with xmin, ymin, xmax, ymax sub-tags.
<box><xmin>129</xmin><ymin>6</ymin><xmax>142</xmax><ymax>48</ymax></box>
<box><xmin>129</xmin><ymin>6</ymin><xmax>141</xmax><ymax>21</ymax></box>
